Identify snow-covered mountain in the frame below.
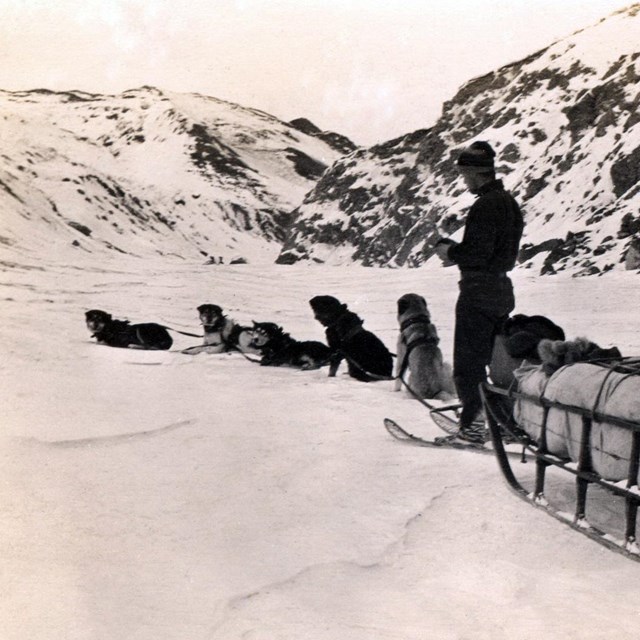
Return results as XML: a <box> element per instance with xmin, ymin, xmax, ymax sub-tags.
<box><xmin>2</xmin><ymin>6</ymin><xmax>638</xmax><ymax>274</ymax></box>
<box><xmin>0</xmin><ymin>87</ymin><xmax>351</xmax><ymax>264</ymax></box>
<box><xmin>277</xmin><ymin>4</ymin><xmax>640</xmax><ymax>275</ymax></box>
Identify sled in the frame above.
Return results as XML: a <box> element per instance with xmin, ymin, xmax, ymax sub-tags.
<box><xmin>480</xmin><ymin>358</ymin><xmax>640</xmax><ymax>563</ymax></box>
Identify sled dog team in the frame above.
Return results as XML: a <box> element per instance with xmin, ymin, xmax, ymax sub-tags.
<box><xmin>86</xmin><ymin>295</ymin><xmax>619</xmax><ymax>399</ymax></box>
<box><xmin>86</xmin><ymin>293</ymin><xmax>452</xmax><ymax>393</ymax></box>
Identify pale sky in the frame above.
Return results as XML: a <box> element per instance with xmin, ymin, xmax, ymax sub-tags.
<box><xmin>0</xmin><ymin>0</ymin><xmax>633</xmax><ymax>145</ymax></box>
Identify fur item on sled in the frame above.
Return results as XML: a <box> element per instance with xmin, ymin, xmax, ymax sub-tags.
<box><xmin>537</xmin><ymin>337</ymin><xmax>623</xmax><ymax>376</ymax></box>
<box><xmin>503</xmin><ymin>314</ymin><xmax>565</xmax><ymax>361</ymax></box>
<box><xmin>489</xmin><ymin>313</ymin><xmax>565</xmax><ymax>388</ymax></box>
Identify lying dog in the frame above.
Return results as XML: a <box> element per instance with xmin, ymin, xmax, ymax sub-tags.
<box><xmin>85</xmin><ymin>309</ymin><xmax>173</xmax><ymax>350</ymax></box>
<box><xmin>489</xmin><ymin>313</ymin><xmax>566</xmax><ymax>387</ymax></box>
<box><xmin>182</xmin><ymin>304</ymin><xmax>258</xmax><ymax>355</ymax></box>
<box><xmin>394</xmin><ymin>293</ymin><xmax>455</xmax><ymax>399</ymax></box>
<box><xmin>249</xmin><ymin>321</ymin><xmax>331</xmax><ymax>369</ymax></box>
<box><xmin>309</xmin><ymin>295</ymin><xmax>393</xmax><ymax>382</ymax></box>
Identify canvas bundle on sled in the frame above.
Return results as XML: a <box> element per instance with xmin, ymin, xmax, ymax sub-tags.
<box><xmin>513</xmin><ymin>360</ymin><xmax>640</xmax><ymax>482</ymax></box>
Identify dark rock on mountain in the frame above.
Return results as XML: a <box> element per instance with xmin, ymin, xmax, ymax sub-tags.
<box><xmin>288</xmin><ymin>118</ymin><xmax>357</xmax><ymax>156</ymax></box>
<box><xmin>278</xmin><ymin>5</ymin><xmax>640</xmax><ymax>275</ymax></box>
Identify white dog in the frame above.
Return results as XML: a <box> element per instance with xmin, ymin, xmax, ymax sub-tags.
<box><xmin>395</xmin><ymin>293</ymin><xmax>455</xmax><ymax>399</ymax></box>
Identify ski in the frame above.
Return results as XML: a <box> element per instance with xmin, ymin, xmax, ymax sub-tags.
<box><xmin>427</xmin><ymin>402</ymin><xmax>494</xmax><ymax>445</ymax></box>
<box><xmin>429</xmin><ymin>406</ymin><xmax>460</xmax><ymax>435</ymax></box>
<box><xmin>384</xmin><ymin>418</ymin><xmax>527</xmax><ymax>459</ymax></box>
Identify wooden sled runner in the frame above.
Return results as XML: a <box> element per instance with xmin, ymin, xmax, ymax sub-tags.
<box><xmin>481</xmin><ymin>358</ymin><xmax>640</xmax><ymax>563</ymax></box>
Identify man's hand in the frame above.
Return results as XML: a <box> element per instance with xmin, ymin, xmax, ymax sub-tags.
<box><xmin>435</xmin><ymin>238</ymin><xmax>457</xmax><ymax>267</ymax></box>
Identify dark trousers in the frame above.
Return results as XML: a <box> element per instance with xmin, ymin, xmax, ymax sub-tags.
<box><xmin>453</xmin><ymin>274</ymin><xmax>515</xmax><ymax>429</ymax></box>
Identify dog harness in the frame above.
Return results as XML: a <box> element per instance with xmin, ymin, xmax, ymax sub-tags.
<box><xmin>201</xmin><ymin>317</ymin><xmax>243</xmax><ymax>350</ymax></box>
<box><xmin>397</xmin><ymin>314</ymin><xmax>440</xmax><ymax>380</ymax></box>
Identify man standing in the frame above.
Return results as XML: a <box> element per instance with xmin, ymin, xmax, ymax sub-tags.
<box><xmin>434</xmin><ymin>141</ymin><xmax>524</xmax><ymax>444</ymax></box>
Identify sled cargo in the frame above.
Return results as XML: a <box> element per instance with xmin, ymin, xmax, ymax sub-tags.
<box><xmin>481</xmin><ymin>358</ymin><xmax>640</xmax><ymax>562</ymax></box>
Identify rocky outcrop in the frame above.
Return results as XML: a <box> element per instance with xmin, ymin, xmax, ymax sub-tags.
<box><xmin>278</xmin><ymin>5</ymin><xmax>640</xmax><ymax>275</ymax></box>
<box><xmin>288</xmin><ymin>118</ymin><xmax>357</xmax><ymax>156</ymax></box>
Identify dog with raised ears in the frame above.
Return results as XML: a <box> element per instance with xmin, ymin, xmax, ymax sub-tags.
<box><xmin>85</xmin><ymin>309</ymin><xmax>173</xmax><ymax>350</ymax></box>
<box><xmin>182</xmin><ymin>304</ymin><xmax>258</xmax><ymax>355</ymax></box>
<box><xmin>394</xmin><ymin>293</ymin><xmax>455</xmax><ymax>399</ymax></box>
<box><xmin>309</xmin><ymin>295</ymin><xmax>394</xmax><ymax>382</ymax></box>
<box><xmin>249</xmin><ymin>321</ymin><xmax>331</xmax><ymax>369</ymax></box>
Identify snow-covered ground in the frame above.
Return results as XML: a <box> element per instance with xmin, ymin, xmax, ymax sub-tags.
<box><xmin>1</xmin><ymin>256</ymin><xmax>640</xmax><ymax>640</ymax></box>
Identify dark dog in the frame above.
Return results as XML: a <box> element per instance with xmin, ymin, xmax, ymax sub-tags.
<box><xmin>249</xmin><ymin>321</ymin><xmax>331</xmax><ymax>369</ymax></box>
<box><xmin>395</xmin><ymin>293</ymin><xmax>455</xmax><ymax>399</ymax></box>
<box><xmin>309</xmin><ymin>295</ymin><xmax>393</xmax><ymax>382</ymax></box>
<box><xmin>85</xmin><ymin>309</ymin><xmax>172</xmax><ymax>350</ymax></box>
<box><xmin>182</xmin><ymin>304</ymin><xmax>258</xmax><ymax>355</ymax></box>
<box><xmin>489</xmin><ymin>313</ymin><xmax>566</xmax><ymax>387</ymax></box>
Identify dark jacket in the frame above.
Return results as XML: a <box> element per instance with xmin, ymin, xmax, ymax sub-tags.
<box><xmin>447</xmin><ymin>179</ymin><xmax>523</xmax><ymax>274</ymax></box>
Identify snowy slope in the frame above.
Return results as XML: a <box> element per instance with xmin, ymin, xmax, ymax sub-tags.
<box><xmin>0</xmin><ymin>87</ymin><xmax>351</xmax><ymax>264</ymax></box>
<box><xmin>2</xmin><ymin>5</ymin><xmax>640</xmax><ymax>638</ymax></box>
<box><xmin>1</xmin><ymin>252</ymin><xmax>640</xmax><ymax>639</ymax></box>
<box><xmin>279</xmin><ymin>4</ymin><xmax>640</xmax><ymax>274</ymax></box>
